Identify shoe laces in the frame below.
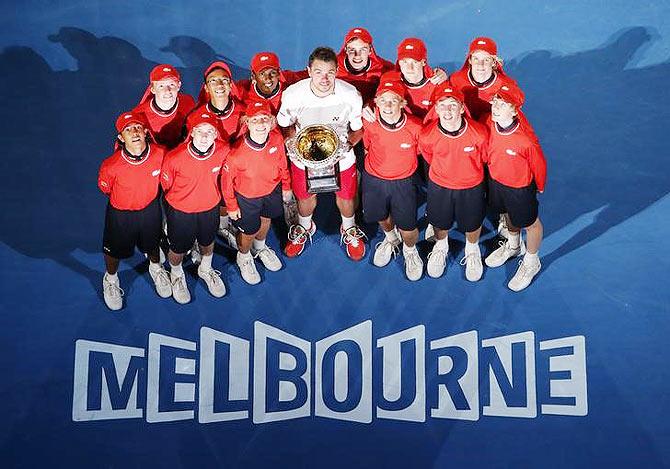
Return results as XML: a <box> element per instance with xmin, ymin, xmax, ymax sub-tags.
<box><xmin>405</xmin><ymin>249</ymin><xmax>421</xmax><ymax>270</ymax></box>
<box><xmin>253</xmin><ymin>247</ymin><xmax>275</xmax><ymax>262</ymax></box>
<box><xmin>288</xmin><ymin>224</ymin><xmax>312</xmax><ymax>245</ymax></box>
<box><xmin>172</xmin><ymin>274</ymin><xmax>187</xmax><ymax>292</ymax></box>
<box><xmin>341</xmin><ymin>226</ymin><xmax>367</xmax><ymax>247</ymax></box>
<box><xmin>104</xmin><ymin>279</ymin><xmax>124</xmax><ymax>298</ymax></box>
<box><xmin>459</xmin><ymin>252</ymin><xmax>482</xmax><ymax>267</ymax></box>
<box><xmin>515</xmin><ymin>258</ymin><xmax>537</xmax><ymax>278</ymax></box>
<box><xmin>427</xmin><ymin>248</ymin><xmax>448</xmax><ymax>267</ymax></box>
<box><xmin>154</xmin><ymin>268</ymin><xmax>171</xmax><ymax>288</ymax></box>
<box><xmin>375</xmin><ymin>238</ymin><xmax>400</xmax><ymax>259</ymax></box>
<box><xmin>202</xmin><ymin>269</ymin><xmax>222</xmax><ymax>284</ymax></box>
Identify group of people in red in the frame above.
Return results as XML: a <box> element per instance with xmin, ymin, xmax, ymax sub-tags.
<box><xmin>98</xmin><ymin>27</ymin><xmax>547</xmax><ymax>311</ymax></box>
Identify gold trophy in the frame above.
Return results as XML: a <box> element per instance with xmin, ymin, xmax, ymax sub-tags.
<box><xmin>286</xmin><ymin>124</ymin><xmax>349</xmax><ymax>194</ymax></box>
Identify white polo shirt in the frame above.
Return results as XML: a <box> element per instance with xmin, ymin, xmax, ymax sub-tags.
<box><xmin>277</xmin><ymin>78</ymin><xmax>363</xmax><ymax>171</ymax></box>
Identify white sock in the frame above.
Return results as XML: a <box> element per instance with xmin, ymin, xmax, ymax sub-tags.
<box><xmin>253</xmin><ymin>238</ymin><xmax>267</xmax><ymax>251</ymax></box>
<box><xmin>199</xmin><ymin>253</ymin><xmax>213</xmax><ymax>272</ymax></box>
<box><xmin>237</xmin><ymin>251</ymin><xmax>253</xmax><ymax>263</ymax></box>
<box><xmin>298</xmin><ymin>214</ymin><xmax>313</xmax><ymax>230</ymax></box>
<box><xmin>465</xmin><ymin>240</ymin><xmax>480</xmax><ymax>255</ymax></box>
<box><xmin>105</xmin><ymin>272</ymin><xmax>119</xmax><ymax>283</ymax></box>
<box><xmin>170</xmin><ymin>262</ymin><xmax>184</xmax><ymax>277</ymax></box>
<box><xmin>341</xmin><ymin>215</ymin><xmax>356</xmax><ymax>230</ymax></box>
<box><xmin>507</xmin><ymin>232</ymin><xmax>521</xmax><ymax>249</ymax></box>
<box><xmin>434</xmin><ymin>237</ymin><xmax>448</xmax><ymax>251</ymax></box>
<box><xmin>219</xmin><ymin>215</ymin><xmax>230</xmax><ymax>230</ymax></box>
<box><xmin>403</xmin><ymin>243</ymin><xmax>417</xmax><ymax>255</ymax></box>
<box><xmin>524</xmin><ymin>251</ymin><xmax>540</xmax><ymax>266</ymax></box>
<box><xmin>384</xmin><ymin>229</ymin><xmax>398</xmax><ymax>241</ymax></box>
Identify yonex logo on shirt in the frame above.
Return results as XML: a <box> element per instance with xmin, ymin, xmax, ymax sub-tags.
<box><xmin>400</xmin><ymin>143</ymin><xmax>412</xmax><ymax>149</ymax></box>
<box><xmin>151</xmin><ymin>170</ymin><xmax>160</xmax><ymax>176</ymax></box>
<box><xmin>501</xmin><ymin>86</ymin><xmax>510</xmax><ymax>91</ymax></box>
<box><xmin>422</xmin><ymin>100</ymin><xmax>431</xmax><ymax>106</ymax></box>
<box><xmin>269</xmin><ymin>147</ymin><xmax>278</xmax><ymax>154</ymax></box>
<box><xmin>506</xmin><ymin>149</ymin><xmax>517</xmax><ymax>156</ymax></box>
<box><xmin>464</xmin><ymin>146</ymin><xmax>475</xmax><ymax>152</ymax></box>
<box><xmin>212</xmin><ymin>166</ymin><xmax>221</xmax><ymax>173</ymax></box>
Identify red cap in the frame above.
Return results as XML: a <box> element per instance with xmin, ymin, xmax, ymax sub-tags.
<box><xmin>186</xmin><ymin>111</ymin><xmax>221</xmax><ymax>134</ymax></box>
<box><xmin>198</xmin><ymin>61</ymin><xmax>241</xmax><ymax>104</ymax></box>
<box><xmin>245</xmin><ymin>99</ymin><xmax>273</xmax><ymax>118</ymax></box>
<box><xmin>115</xmin><ymin>111</ymin><xmax>146</xmax><ymax>133</ymax></box>
<box><xmin>494</xmin><ymin>83</ymin><xmax>524</xmax><ymax>108</ymax></box>
<box><xmin>149</xmin><ymin>64</ymin><xmax>181</xmax><ymax>82</ymax></box>
<box><xmin>397</xmin><ymin>38</ymin><xmax>427</xmax><ymax>62</ymax></box>
<box><xmin>431</xmin><ymin>84</ymin><xmax>465</xmax><ymax>105</ymax></box>
<box><xmin>375</xmin><ymin>71</ymin><xmax>406</xmax><ymax>99</ymax></box>
<box><xmin>251</xmin><ymin>52</ymin><xmax>280</xmax><ymax>74</ymax></box>
<box><xmin>468</xmin><ymin>37</ymin><xmax>498</xmax><ymax>56</ymax></box>
<box><xmin>344</xmin><ymin>27</ymin><xmax>374</xmax><ymax>46</ymax></box>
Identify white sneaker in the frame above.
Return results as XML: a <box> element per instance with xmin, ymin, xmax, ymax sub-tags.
<box><xmin>485</xmin><ymin>239</ymin><xmax>523</xmax><ymax>268</ymax></box>
<box><xmin>149</xmin><ymin>264</ymin><xmax>172</xmax><ymax>298</ymax></box>
<box><xmin>508</xmin><ymin>257</ymin><xmax>541</xmax><ymax>292</ymax></box>
<box><xmin>252</xmin><ymin>246</ymin><xmax>282</xmax><ymax>272</ymax></box>
<box><xmin>404</xmin><ymin>248</ymin><xmax>424</xmax><ymax>281</ymax></box>
<box><xmin>237</xmin><ymin>254</ymin><xmax>261</xmax><ymax>285</ymax></box>
<box><xmin>190</xmin><ymin>242</ymin><xmax>202</xmax><ymax>265</ymax></box>
<box><xmin>497</xmin><ymin>214</ymin><xmax>511</xmax><ymax>239</ymax></box>
<box><xmin>218</xmin><ymin>225</ymin><xmax>239</xmax><ymax>250</ymax></box>
<box><xmin>425</xmin><ymin>223</ymin><xmax>436</xmax><ymax>242</ymax></box>
<box><xmin>102</xmin><ymin>274</ymin><xmax>123</xmax><ymax>311</ymax></box>
<box><xmin>171</xmin><ymin>273</ymin><xmax>191</xmax><ymax>304</ymax></box>
<box><xmin>373</xmin><ymin>233</ymin><xmax>401</xmax><ymax>267</ymax></box>
<box><xmin>460</xmin><ymin>252</ymin><xmax>483</xmax><ymax>282</ymax></box>
<box><xmin>198</xmin><ymin>268</ymin><xmax>226</xmax><ymax>298</ymax></box>
<box><xmin>427</xmin><ymin>245</ymin><xmax>448</xmax><ymax>278</ymax></box>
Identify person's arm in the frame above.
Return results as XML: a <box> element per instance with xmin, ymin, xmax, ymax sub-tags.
<box><xmin>97</xmin><ymin>160</ymin><xmax>113</xmax><ymax>195</ymax></box>
<box><xmin>221</xmin><ymin>158</ymin><xmax>240</xmax><ymax>218</ymax></box>
<box><xmin>527</xmin><ymin>141</ymin><xmax>547</xmax><ymax>193</ymax></box>
<box><xmin>160</xmin><ymin>155</ymin><xmax>175</xmax><ymax>193</ymax></box>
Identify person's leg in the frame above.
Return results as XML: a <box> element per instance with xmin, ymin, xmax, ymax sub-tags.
<box><xmin>508</xmin><ymin>217</ymin><xmax>543</xmax><ymax>292</ymax></box>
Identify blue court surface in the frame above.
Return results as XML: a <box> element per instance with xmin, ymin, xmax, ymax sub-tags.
<box><xmin>1</xmin><ymin>2</ymin><xmax>669</xmax><ymax>468</ymax></box>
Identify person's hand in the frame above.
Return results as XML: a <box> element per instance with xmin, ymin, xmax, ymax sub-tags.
<box><xmin>362</xmin><ymin>105</ymin><xmax>376</xmax><ymax>123</ymax></box>
<box><xmin>228</xmin><ymin>209</ymin><xmax>241</xmax><ymax>220</ymax></box>
<box><xmin>282</xmin><ymin>190</ymin><xmax>294</xmax><ymax>202</ymax></box>
<box><xmin>430</xmin><ymin>67</ymin><xmax>448</xmax><ymax>84</ymax></box>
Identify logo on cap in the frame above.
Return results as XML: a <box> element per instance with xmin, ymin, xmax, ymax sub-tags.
<box><xmin>445</xmin><ymin>88</ymin><xmax>453</xmax><ymax>92</ymax></box>
<box><xmin>477</xmin><ymin>40</ymin><xmax>487</xmax><ymax>45</ymax></box>
<box><xmin>354</xmin><ymin>29</ymin><xmax>362</xmax><ymax>33</ymax></box>
<box><xmin>384</xmin><ymin>82</ymin><xmax>393</xmax><ymax>87</ymax></box>
<box><xmin>163</xmin><ymin>67</ymin><xmax>172</xmax><ymax>72</ymax></box>
<box><xmin>124</xmin><ymin>114</ymin><xmax>132</xmax><ymax>119</ymax></box>
<box><xmin>260</xmin><ymin>56</ymin><xmax>269</xmax><ymax>61</ymax></box>
<box><xmin>405</xmin><ymin>45</ymin><xmax>414</xmax><ymax>50</ymax></box>
<box><xmin>202</xmin><ymin>113</ymin><xmax>210</xmax><ymax>118</ymax></box>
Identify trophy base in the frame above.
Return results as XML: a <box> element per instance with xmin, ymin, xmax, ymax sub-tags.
<box><xmin>306</xmin><ymin>164</ymin><xmax>341</xmax><ymax>194</ymax></box>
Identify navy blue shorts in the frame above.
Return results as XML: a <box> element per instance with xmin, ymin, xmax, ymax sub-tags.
<box><xmin>488</xmin><ymin>178</ymin><xmax>539</xmax><ymax>228</ymax></box>
<box><xmin>362</xmin><ymin>169</ymin><xmax>419</xmax><ymax>231</ymax></box>
<box><xmin>426</xmin><ymin>180</ymin><xmax>485</xmax><ymax>232</ymax></box>
<box><xmin>166</xmin><ymin>203</ymin><xmax>219</xmax><ymax>254</ymax></box>
<box><xmin>103</xmin><ymin>197</ymin><xmax>162</xmax><ymax>259</ymax></box>
<box><xmin>232</xmin><ymin>184</ymin><xmax>283</xmax><ymax>235</ymax></box>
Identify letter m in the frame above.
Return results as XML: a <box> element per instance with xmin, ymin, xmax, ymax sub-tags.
<box><xmin>72</xmin><ymin>339</ymin><xmax>145</xmax><ymax>421</ymax></box>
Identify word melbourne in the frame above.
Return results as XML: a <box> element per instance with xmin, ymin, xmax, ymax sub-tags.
<box><xmin>72</xmin><ymin>321</ymin><xmax>587</xmax><ymax>423</ymax></box>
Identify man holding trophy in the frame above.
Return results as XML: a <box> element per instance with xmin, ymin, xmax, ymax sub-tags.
<box><xmin>277</xmin><ymin>47</ymin><xmax>367</xmax><ymax>261</ymax></box>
